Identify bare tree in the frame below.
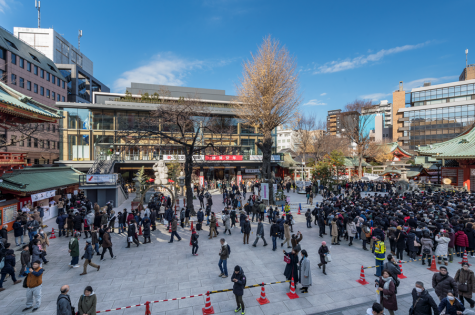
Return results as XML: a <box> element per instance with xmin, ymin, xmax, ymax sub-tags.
<box><xmin>339</xmin><ymin>99</ymin><xmax>374</xmax><ymax>179</ymax></box>
<box><xmin>293</xmin><ymin>112</ymin><xmax>316</xmax><ymax>162</ymax></box>
<box><xmin>116</xmin><ymin>92</ymin><xmax>233</xmax><ymax>212</ymax></box>
<box><xmin>307</xmin><ymin>119</ymin><xmax>350</xmax><ymax>163</ymax></box>
<box><xmin>234</xmin><ymin>36</ymin><xmax>301</xmax><ymax>203</ymax></box>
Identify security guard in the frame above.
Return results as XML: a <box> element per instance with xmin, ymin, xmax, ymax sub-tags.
<box><xmin>374</xmin><ymin>235</ymin><xmax>386</xmax><ymax>277</ymax></box>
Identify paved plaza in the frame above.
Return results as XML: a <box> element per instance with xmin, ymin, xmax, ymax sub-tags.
<box><xmin>0</xmin><ymin>190</ymin><xmax>467</xmax><ymax>315</ymax></box>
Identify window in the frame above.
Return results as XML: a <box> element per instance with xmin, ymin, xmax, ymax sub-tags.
<box><xmin>19</xmin><ymin>58</ymin><xmax>24</xmax><ymax>68</ymax></box>
<box><xmin>34</xmin><ymin>84</ymin><xmax>38</xmax><ymax>93</ymax></box>
<box><xmin>40</xmin><ymin>87</ymin><xmax>44</xmax><ymax>96</ymax></box>
<box><xmin>57</xmin><ymin>79</ymin><xmax>60</xmax><ymax>87</ymax></box>
<box><xmin>5</xmin><ymin>39</ymin><xmax>18</xmax><ymax>50</ymax></box>
<box><xmin>52</xmin><ymin>125</ymin><xmax>56</xmax><ymax>132</ymax></box>
<box><xmin>34</xmin><ymin>66</ymin><xmax>38</xmax><ymax>75</ymax></box>
<box><xmin>27</xmin><ymin>62</ymin><xmax>31</xmax><ymax>72</ymax></box>
<box><xmin>33</xmin><ymin>138</ymin><xmax>38</xmax><ymax>148</ymax></box>
<box><xmin>27</xmin><ymin>137</ymin><xmax>31</xmax><ymax>147</ymax></box>
<box><xmin>47</xmin><ymin>124</ymin><xmax>50</xmax><ymax>131</ymax></box>
<box><xmin>34</xmin><ymin>159</ymin><xmax>39</xmax><ymax>165</ymax></box>
<box><xmin>57</xmin><ymin>141</ymin><xmax>60</xmax><ymax>149</ymax></box>
<box><xmin>0</xmin><ymin>47</ymin><xmax>5</xmax><ymax>60</ymax></box>
<box><xmin>11</xmin><ymin>135</ymin><xmax>16</xmax><ymax>146</ymax></box>
<box><xmin>46</xmin><ymin>72</ymin><xmax>50</xmax><ymax>81</ymax></box>
<box><xmin>52</xmin><ymin>141</ymin><xmax>55</xmax><ymax>149</ymax></box>
<box><xmin>39</xmin><ymin>140</ymin><xmax>43</xmax><ymax>148</ymax></box>
<box><xmin>19</xmin><ymin>137</ymin><xmax>24</xmax><ymax>146</ymax></box>
<box><xmin>62</xmin><ymin>81</ymin><xmax>65</xmax><ymax>89</ymax></box>
<box><xmin>47</xmin><ymin>64</ymin><xmax>56</xmax><ymax>72</ymax></box>
<box><xmin>52</xmin><ymin>76</ymin><xmax>55</xmax><ymax>84</ymax></box>
<box><xmin>52</xmin><ymin>91</ymin><xmax>55</xmax><ymax>100</ymax></box>
<box><xmin>46</xmin><ymin>140</ymin><xmax>50</xmax><ymax>149</ymax></box>
<box><xmin>29</xmin><ymin>53</ymin><xmax>40</xmax><ymax>63</ymax></box>
<box><xmin>62</xmin><ymin>96</ymin><xmax>65</xmax><ymax>102</ymax></box>
<box><xmin>19</xmin><ymin>77</ymin><xmax>24</xmax><ymax>88</ymax></box>
<box><xmin>57</xmin><ymin>94</ymin><xmax>60</xmax><ymax>101</ymax></box>
<box><xmin>27</xmin><ymin>81</ymin><xmax>31</xmax><ymax>91</ymax></box>
<box><xmin>40</xmin><ymin>69</ymin><xmax>44</xmax><ymax>78</ymax></box>
<box><xmin>11</xmin><ymin>53</ymin><xmax>16</xmax><ymax>65</ymax></box>
<box><xmin>11</xmin><ymin>74</ymin><xmax>16</xmax><ymax>85</ymax></box>
<box><xmin>46</xmin><ymin>89</ymin><xmax>50</xmax><ymax>98</ymax></box>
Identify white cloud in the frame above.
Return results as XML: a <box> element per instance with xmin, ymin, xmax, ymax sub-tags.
<box><xmin>314</xmin><ymin>41</ymin><xmax>430</xmax><ymax>74</ymax></box>
<box><xmin>113</xmin><ymin>54</ymin><xmax>204</xmax><ymax>93</ymax></box>
<box><xmin>304</xmin><ymin>99</ymin><xmax>327</xmax><ymax>106</ymax></box>
<box><xmin>403</xmin><ymin>76</ymin><xmax>458</xmax><ymax>91</ymax></box>
<box><xmin>0</xmin><ymin>0</ymin><xmax>10</xmax><ymax>13</ymax></box>
<box><xmin>360</xmin><ymin>92</ymin><xmax>391</xmax><ymax>102</ymax></box>
<box><xmin>320</xmin><ymin>92</ymin><xmax>327</xmax><ymax>96</ymax></box>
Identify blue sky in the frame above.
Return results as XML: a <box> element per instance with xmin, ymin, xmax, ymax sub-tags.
<box><xmin>1</xmin><ymin>0</ymin><xmax>474</xmax><ymax>121</ymax></box>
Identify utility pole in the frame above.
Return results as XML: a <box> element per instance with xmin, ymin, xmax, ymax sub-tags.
<box><xmin>35</xmin><ymin>0</ymin><xmax>41</xmax><ymax>28</ymax></box>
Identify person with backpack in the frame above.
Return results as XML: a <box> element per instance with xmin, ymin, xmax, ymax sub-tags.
<box><xmin>232</xmin><ymin>265</ymin><xmax>246</xmax><ymax>315</ymax></box>
<box><xmin>57</xmin><ymin>285</ymin><xmax>73</xmax><ymax>315</ymax></box>
<box><xmin>218</xmin><ymin>238</ymin><xmax>229</xmax><ymax>278</ymax></box>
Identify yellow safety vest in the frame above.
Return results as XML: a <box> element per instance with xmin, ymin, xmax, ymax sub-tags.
<box><xmin>375</xmin><ymin>241</ymin><xmax>386</xmax><ymax>261</ymax></box>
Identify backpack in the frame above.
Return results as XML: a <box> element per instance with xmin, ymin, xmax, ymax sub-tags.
<box><xmin>227</xmin><ymin>244</ymin><xmax>231</xmax><ymax>256</ymax></box>
<box><xmin>84</xmin><ymin>219</ymin><xmax>89</xmax><ymax>228</ymax></box>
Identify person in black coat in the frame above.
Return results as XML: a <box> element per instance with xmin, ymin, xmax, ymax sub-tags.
<box><xmin>411</xmin><ymin>281</ymin><xmax>439</xmax><ymax>315</ymax></box>
<box><xmin>283</xmin><ymin>249</ymin><xmax>299</xmax><ymax>286</ymax></box>
<box><xmin>13</xmin><ymin>217</ymin><xmax>24</xmax><ymax>246</ymax></box>
<box><xmin>318</xmin><ymin>241</ymin><xmax>330</xmax><ymax>275</ymax></box>
<box><xmin>465</xmin><ymin>223</ymin><xmax>475</xmax><ymax>256</ymax></box>
<box><xmin>142</xmin><ymin>219</ymin><xmax>151</xmax><ymax>244</ymax></box>
<box><xmin>126</xmin><ymin>220</ymin><xmax>139</xmax><ymax>248</ymax></box>
<box><xmin>395</xmin><ymin>228</ymin><xmax>406</xmax><ymax>262</ymax></box>
<box><xmin>73</xmin><ymin>213</ymin><xmax>83</xmax><ymax>234</ymax></box>
<box><xmin>0</xmin><ymin>248</ymin><xmax>22</xmax><ymax>290</ymax></box>
<box><xmin>231</xmin><ymin>265</ymin><xmax>246</xmax><ymax>313</ymax></box>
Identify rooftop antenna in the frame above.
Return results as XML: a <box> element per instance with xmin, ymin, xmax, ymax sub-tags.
<box><xmin>466</xmin><ymin>49</ymin><xmax>469</xmax><ymax>67</ymax></box>
<box><xmin>78</xmin><ymin>30</ymin><xmax>82</xmax><ymax>51</ymax></box>
<box><xmin>35</xmin><ymin>0</ymin><xmax>41</xmax><ymax>28</ymax></box>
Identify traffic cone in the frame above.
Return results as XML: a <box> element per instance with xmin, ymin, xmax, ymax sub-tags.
<box><xmin>168</xmin><ymin>224</ymin><xmax>172</xmax><ymax>233</ymax></box>
<box><xmin>256</xmin><ymin>282</ymin><xmax>270</xmax><ymax>305</ymax></box>
<box><xmin>428</xmin><ymin>255</ymin><xmax>439</xmax><ymax>272</ymax></box>
<box><xmin>144</xmin><ymin>301</ymin><xmax>151</xmax><ymax>315</ymax></box>
<box><xmin>202</xmin><ymin>291</ymin><xmax>215</xmax><ymax>315</ymax></box>
<box><xmin>459</xmin><ymin>250</ymin><xmax>472</xmax><ymax>266</ymax></box>
<box><xmin>216</xmin><ymin>220</ymin><xmax>219</xmax><ymax>227</ymax></box>
<box><xmin>138</xmin><ymin>225</ymin><xmax>143</xmax><ymax>236</ymax></box>
<box><xmin>356</xmin><ymin>265</ymin><xmax>369</xmax><ymax>285</ymax></box>
<box><xmin>50</xmin><ymin>228</ymin><xmax>57</xmax><ymax>239</ymax></box>
<box><xmin>398</xmin><ymin>261</ymin><xmax>407</xmax><ymax>279</ymax></box>
<box><xmin>190</xmin><ymin>220</ymin><xmax>194</xmax><ymax>231</ymax></box>
<box><xmin>297</xmin><ymin>203</ymin><xmax>301</xmax><ymax>215</ymax></box>
<box><xmin>286</xmin><ymin>277</ymin><xmax>299</xmax><ymax>299</ymax></box>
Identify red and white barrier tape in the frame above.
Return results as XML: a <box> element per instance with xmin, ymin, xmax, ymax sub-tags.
<box><xmin>96</xmin><ymin>293</ymin><xmax>206</xmax><ymax>313</ymax></box>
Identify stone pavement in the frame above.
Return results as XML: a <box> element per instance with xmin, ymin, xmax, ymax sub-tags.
<box><xmin>0</xmin><ymin>190</ymin><xmax>469</xmax><ymax>315</ymax></box>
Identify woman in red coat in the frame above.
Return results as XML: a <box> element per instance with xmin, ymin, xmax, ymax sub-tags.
<box><xmin>126</xmin><ymin>212</ymin><xmax>135</xmax><ymax>225</ymax></box>
<box><xmin>454</xmin><ymin>230</ymin><xmax>469</xmax><ymax>259</ymax></box>
<box><xmin>378</xmin><ymin>270</ymin><xmax>398</xmax><ymax>315</ymax></box>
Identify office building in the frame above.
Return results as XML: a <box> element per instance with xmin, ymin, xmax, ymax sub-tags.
<box><xmin>276</xmin><ymin>126</ymin><xmax>299</xmax><ymax>152</ymax></box>
<box><xmin>327</xmin><ymin>109</ymin><xmax>341</xmax><ymax>135</ymax></box>
<box><xmin>393</xmin><ymin>67</ymin><xmax>475</xmax><ymax>151</ymax></box>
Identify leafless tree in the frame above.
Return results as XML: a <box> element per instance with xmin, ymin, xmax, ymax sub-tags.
<box><xmin>339</xmin><ymin>99</ymin><xmax>374</xmax><ymax>178</ymax></box>
<box><xmin>116</xmin><ymin>92</ymin><xmax>234</xmax><ymax>211</ymax></box>
<box><xmin>293</xmin><ymin>112</ymin><xmax>316</xmax><ymax>161</ymax></box>
<box><xmin>234</xmin><ymin>36</ymin><xmax>301</xmax><ymax>203</ymax></box>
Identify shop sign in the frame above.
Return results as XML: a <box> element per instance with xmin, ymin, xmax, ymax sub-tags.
<box><xmin>86</xmin><ymin>174</ymin><xmax>116</xmax><ymax>184</ymax></box>
<box><xmin>163</xmin><ymin>155</ymin><xmax>204</xmax><ymax>161</ymax></box>
<box><xmin>245</xmin><ymin>169</ymin><xmax>260</xmax><ymax>173</ymax></box>
<box><xmin>249</xmin><ymin>155</ymin><xmax>281</xmax><ymax>161</ymax></box>
<box><xmin>31</xmin><ymin>190</ymin><xmax>56</xmax><ymax>202</ymax></box>
<box><xmin>261</xmin><ymin>183</ymin><xmax>269</xmax><ymax>200</ymax></box>
<box><xmin>205</xmin><ymin>155</ymin><xmax>243</xmax><ymax>161</ymax></box>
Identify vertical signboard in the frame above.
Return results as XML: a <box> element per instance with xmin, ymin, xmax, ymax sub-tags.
<box><xmin>261</xmin><ymin>183</ymin><xmax>269</xmax><ymax>200</ymax></box>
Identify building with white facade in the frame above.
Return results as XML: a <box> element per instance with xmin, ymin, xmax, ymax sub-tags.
<box><xmin>276</xmin><ymin>126</ymin><xmax>300</xmax><ymax>152</ymax></box>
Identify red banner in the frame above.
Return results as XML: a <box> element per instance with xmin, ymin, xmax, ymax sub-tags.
<box><xmin>205</xmin><ymin>155</ymin><xmax>243</xmax><ymax>161</ymax></box>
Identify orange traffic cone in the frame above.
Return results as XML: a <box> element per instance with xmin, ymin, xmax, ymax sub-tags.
<box><xmin>138</xmin><ymin>225</ymin><xmax>143</xmax><ymax>236</ymax></box>
<box><xmin>286</xmin><ymin>277</ymin><xmax>299</xmax><ymax>299</ymax></box>
<box><xmin>256</xmin><ymin>282</ymin><xmax>270</xmax><ymax>305</ymax></box>
<box><xmin>190</xmin><ymin>220</ymin><xmax>194</xmax><ymax>231</ymax></box>
<box><xmin>216</xmin><ymin>220</ymin><xmax>219</xmax><ymax>227</ymax></box>
<box><xmin>202</xmin><ymin>291</ymin><xmax>215</xmax><ymax>315</ymax></box>
<box><xmin>144</xmin><ymin>301</ymin><xmax>151</xmax><ymax>315</ymax></box>
<box><xmin>428</xmin><ymin>255</ymin><xmax>439</xmax><ymax>272</ymax></box>
<box><xmin>356</xmin><ymin>265</ymin><xmax>369</xmax><ymax>285</ymax></box>
<box><xmin>168</xmin><ymin>224</ymin><xmax>172</xmax><ymax>233</ymax></box>
<box><xmin>50</xmin><ymin>228</ymin><xmax>57</xmax><ymax>239</ymax></box>
<box><xmin>398</xmin><ymin>261</ymin><xmax>407</xmax><ymax>279</ymax></box>
<box><xmin>459</xmin><ymin>250</ymin><xmax>472</xmax><ymax>266</ymax></box>
<box><xmin>297</xmin><ymin>203</ymin><xmax>301</xmax><ymax>215</ymax></box>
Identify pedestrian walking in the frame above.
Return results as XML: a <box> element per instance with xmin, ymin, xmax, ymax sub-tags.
<box><xmin>78</xmin><ymin>285</ymin><xmax>97</xmax><ymax>315</ymax></box>
<box><xmin>218</xmin><ymin>238</ymin><xmax>229</xmax><ymax>278</ymax></box>
<box><xmin>282</xmin><ymin>220</ymin><xmax>291</xmax><ymax>248</ymax></box>
<box><xmin>305</xmin><ymin>209</ymin><xmax>312</xmax><ymax>228</ymax></box>
<box><xmin>27</xmin><ymin>216</ymin><xmax>39</xmax><ymax>241</ymax></box>
<box><xmin>13</xmin><ymin>217</ymin><xmax>24</xmax><ymax>246</ymax></box>
<box><xmin>242</xmin><ymin>218</ymin><xmax>251</xmax><ymax>244</ymax></box>
<box><xmin>454</xmin><ymin>262</ymin><xmax>475</xmax><ymax>308</ymax></box>
<box><xmin>252</xmin><ymin>218</ymin><xmax>268</xmax><ymax>247</ymax></box>
<box><xmin>223</xmin><ymin>211</ymin><xmax>231</xmax><ymax>235</ymax></box>
<box><xmin>438</xmin><ymin>291</ymin><xmax>464</xmax><ymax>315</ymax></box>
<box><xmin>57</xmin><ymin>285</ymin><xmax>73</xmax><ymax>315</ymax></box>
<box><xmin>283</xmin><ymin>248</ymin><xmax>299</xmax><ymax>287</ymax></box>
<box><xmin>331</xmin><ymin>218</ymin><xmax>339</xmax><ymax>245</ymax></box>
<box><xmin>19</xmin><ymin>244</ymin><xmax>30</xmax><ymax>278</ymax></box>
<box><xmin>421</xmin><ymin>230</ymin><xmax>434</xmax><ymax>266</ymax></box>
<box><xmin>318</xmin><ymin>241</ymin><xmax>329</xmax><ymax>275</ymax></box>
<box><xmin>299</xmin><ymin>249</ymin><xmax>311</xmax><ymax>293</ymax></box>
<box><xmin>432</xmin><ymin>266</ymin><xmax>458</xmax><ymax>301</ymax></box>
<box><xmin>142</xmin><ymin>218</ymin><xmax>151</xmax><ymax>243</ymax></box>
<box><xmin>100</xmin><ymin>227</ymin><xmax>116</xmax><ymax>261</ymax></box>
<box><xmin>378</xmin><ymin>270</ymin><xmax>398</xmax><ymax>315</ymax></box>
<box><xmin>270</xmin><ymin>220</ymin><xmax>279</xmax><ymax>251</ymax></box>
<box><xmin>231</xmin><ymin>265</ymin><xmax>246</xmax><ymax>315</ymax></box>
<box><xmin>0</xmin><ymin>246</ymin><xmax>22</xmax><ymax>291</ymax></box>
<box><xmin>127</xmin><ymin>219</ymin><xmax>140</xmax><ymax>247</ymax></box>
<box><xmin>68</xmin><ymin>232</ymin><xmax>80</xmax><ymax>268</ymax></box>
<box><xmin>209</xmin><ymin>213</ymin><xmax>217</xmax><ymax>239</ymax></box>
<box><xmin>383</xmin><ymin>255</ymin><xmax>401</xmax><ymax>290</ymax></box>
<box><xmin>80</xmin><ymin>240</ymin><xmax>100</xmax><ymax>275</ymax></box>
<box><xmin>191</xmin><ymin>228</ymin><xmax>199</xmax><ymax>256</ymax></box>
<box><xmin>168</xmin><ymin>217</ymin><xmax>182</xmax><ymax>243</ymax></box>
<box><xmin>23</xmin><ymin>261</ymin><xmax>44</xmax><ymax>312</ymax></box>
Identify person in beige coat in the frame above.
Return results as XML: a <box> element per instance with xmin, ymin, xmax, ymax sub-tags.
<box><xmin>331</xmin><ymin>219</ymin><xmax>339</xmax><ymax>245</ymax></box>
<box><xmin>454</xmin><ymin>262</ymin><xmax>475</xmax><ymax>307</ymax></box>
<box><xmin>282</xmin><ymin>220</ymin><xmax>291</xmax><ymax>248</ymax></box>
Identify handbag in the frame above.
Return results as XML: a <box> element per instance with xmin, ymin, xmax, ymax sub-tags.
<box><xmin>284</xmin><ymin>255</ymin><xmax>291</xmax><ymax>264</ymax></box>
<box><xmin>128</xmin><ymin>236</ymin><xmax>133</xmax><ymax>242</ymax></box>
<box><xmin>409</xmin><ymin>297</ymin><xmax>422</xmax><ymax>315</ymax></box>
<box><xmin>459</xmin><ymin>282</ymin><xmax>469</xmax><ymax>292</ymax></box>
<box><xmin>325</xmin><ymin>253</ymin><xmax>332</xmax><ymax>262</ymax></box>
<box><xmin>414</xmin><ymin>240</ymin><xmax>421</xmax><ymax>247</ymax></box>
<box><xmin>423</xmin><ymin>248</ymin><xmax>431</xmax><ymax>254</ymax></box>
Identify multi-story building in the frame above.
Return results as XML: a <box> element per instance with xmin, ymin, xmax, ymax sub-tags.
<box><xmin>393</xmin><ymin>66</ymin><xmax>475</xmax><ymax>151</ymax></box>
<box><xmin>13</xmin><ymin>27</ymin><xmax>109</xmax><ymax>103</ymax></box>
<box><xmin>56</xmin><ymin>84</ymin><xmax>280</xmax><ymax>183</ymax></box>
<box><xmin>0</xmin><ymin>26</ymin><xmax>67</xmax><ymax>163</ymax></box>
<box><xmin>327</xmin><ymin>109</ymin><xmax>341</xmax><ymax>135</ymax></box>
<box><xmin>276</xmin><ymin>126</ymin><xmax>299</xmax><ymax>152</ymax></box>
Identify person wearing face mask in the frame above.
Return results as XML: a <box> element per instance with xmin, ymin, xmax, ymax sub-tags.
<box><xmin>432</xmin><ymin>266</ymin><xmax>459</xmax><ymax>302</ymax></box>
<box><xmin>378</xmin><ymin>270</ymin><xmax>398</xmax><ymax>315</ymax></box>
<box><xmin>454</xmin><ymin>262</ymin><xmax>475</xmax><ymax>308</ymax></box>
<box><xmin>411</xmin><ymin>281</ymin><xmax>439</xmax><ymax>315</ymax></box>
<box><xmin>438</xmin><ymin>291</ymin><xmax>464</xmax><ymax>315</ymax></box>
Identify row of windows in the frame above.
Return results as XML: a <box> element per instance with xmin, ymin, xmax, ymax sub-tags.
<box><xmin>278</xmin><ymin>139</ymin><xmax>291</xmax><ymax>143</ymax></box>
<box><xmin>12</xmin><ymin>136</ymin><xmax>59</xmax><ymax>149</ymax></box>
<box><xmin>10</xmin><ymin>52</ymin><xmax>65</xmax><ymax>89</ymax></box>
<box><xmin>10</xmin><ymin>74</ymin><xmax>65</xmax><ymax>102</ymax></box>
<box><xmin>403</xmin><ymin>104</ymin><xmax>475</xmax><ymax>120</ymax></box>
<box><xmin>412</xmin><ymin>84</ymin><xmax>475</xmax><ymax>102</ymax></box>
